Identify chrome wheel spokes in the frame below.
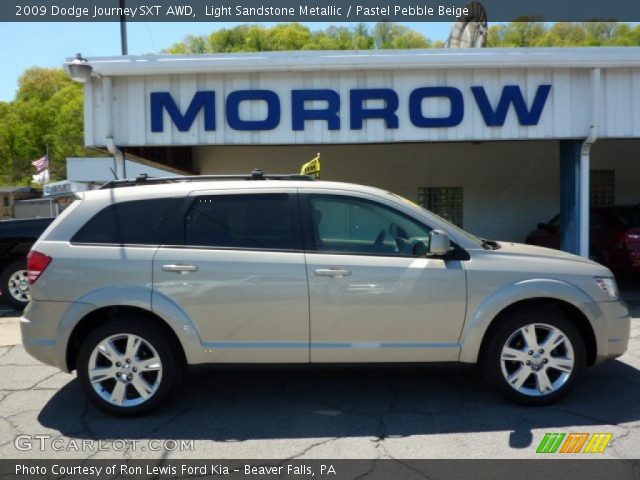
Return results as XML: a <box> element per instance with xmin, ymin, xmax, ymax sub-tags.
<box><xmin>500</xmin><ymin>323</ymin><xmax>575</xmax><ymax>397</ymax></box>
<box><xmin>88</xmin><ymin>333</ymin><xmax>163</xmax><ymax>407</ymax></box>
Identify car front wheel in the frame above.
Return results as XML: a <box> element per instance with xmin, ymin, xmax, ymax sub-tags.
<box><xmin>77</xmin><ymin>318</ymin><xmax>181</xmax><ymax>416</ymax></box>
<box><xmin>482</xmin><ymin>308</ymin><xmax>586</xmax><ymax>405</ymax></box>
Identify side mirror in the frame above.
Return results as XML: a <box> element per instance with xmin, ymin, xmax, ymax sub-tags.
<box><xmin>428</xmin><ymin>230</ymin><xmax>451</xmax><ymax>256</ymax></box>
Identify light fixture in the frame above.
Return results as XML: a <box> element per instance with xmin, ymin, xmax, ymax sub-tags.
<box><xmin>66</xmin><ymin>53</ymin><xmax>93</xmax><ymax>83</ymax></box>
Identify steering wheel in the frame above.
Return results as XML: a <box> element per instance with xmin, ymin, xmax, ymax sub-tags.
<box><xmin>373</xmin><ymin>229</ymin><xmax>386</xmax><ymax>251</ymax></box>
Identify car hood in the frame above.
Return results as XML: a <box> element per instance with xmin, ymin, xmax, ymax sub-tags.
<box><xmin>494</xmin><ymin>241</ymin><xmax>603</xmax><ymax>268</ymax></box>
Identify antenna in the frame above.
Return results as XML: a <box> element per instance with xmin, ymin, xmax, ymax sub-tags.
<box><xmin>445</xmin><ymin>2</ymin><xmax>488</xmax><ymax>48</ymax></box>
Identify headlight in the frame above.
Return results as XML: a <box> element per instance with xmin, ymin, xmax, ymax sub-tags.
<box><xmin>594</xmin><ymin>277</ymin><xmax>618</xmax><ymax>299</ymax></box>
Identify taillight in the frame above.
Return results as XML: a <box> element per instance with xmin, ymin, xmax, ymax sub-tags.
<box><xmin>27</xmin><ymin>250</ymin><xmax>52</xmax><ymax>285</ymax></box>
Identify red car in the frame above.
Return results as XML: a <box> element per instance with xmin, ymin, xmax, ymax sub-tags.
<box><xmin>526</xmin><ymin>205</ymin><xmax>640</xmax><ymax>276</ymax></box>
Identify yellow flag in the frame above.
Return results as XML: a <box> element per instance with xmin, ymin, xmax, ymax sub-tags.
<box><xmin>300</xmin><ymin>154</ymin><xmax>321</xmax><ymax>179</ymax></box>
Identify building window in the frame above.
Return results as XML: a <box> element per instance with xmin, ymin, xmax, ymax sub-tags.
<box><xmin>590</xmin><ymin>170</ymin><xmax>614</xmax><ymax>206</ymax></box>
<box><xmin>418</xmin><ymin>187</ymin><xmax>464</xmax><ymax>228</ymax></box>
<box><xmin>2</xmin><ymin>196</ymin><xmax>9</xmax><ymax>208</ymax></box>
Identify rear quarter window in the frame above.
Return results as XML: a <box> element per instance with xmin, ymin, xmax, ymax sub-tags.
<box><xmin>71</xmin><ymin>198</ymin><xmax>183</xmax><ymax>245</ymax></box>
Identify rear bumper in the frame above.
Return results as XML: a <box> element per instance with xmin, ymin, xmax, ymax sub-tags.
<box><xmin>20</xmin><ymin>300</ymin><xmax>73</xmax><ymax>371</ymax></box>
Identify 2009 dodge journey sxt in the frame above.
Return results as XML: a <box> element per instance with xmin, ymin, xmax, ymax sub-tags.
<box><xmin>21</xmin><ymin>171</ymin><xmax>631</xmax><ymax>416</ymax></box>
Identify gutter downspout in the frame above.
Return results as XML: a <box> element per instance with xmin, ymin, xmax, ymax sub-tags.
<box><xmin>102</xmin><ymin>77</ymin><xmax>126</xmax><ymax>179</ymax></box>
<box><xmin>579</xmin><ymin>67</ymin><xmax>601</xmax><ymax>258</ymax></box>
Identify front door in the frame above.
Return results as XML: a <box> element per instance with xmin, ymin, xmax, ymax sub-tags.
<box><xmin>302</xmin><ymin>192</ymin><xmax>467</xmax><ymax>363</ymax></box>
<box><xmin>152</xmin><ymin>189</ymin><xmax>309</xmax><ymax>363</ymax></box>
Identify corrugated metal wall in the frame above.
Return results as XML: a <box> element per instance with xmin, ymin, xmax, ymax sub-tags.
<box><xmin>84</xmin><ymin>67</ymin><xmax>640</xmax><ymax>147</ymax></box>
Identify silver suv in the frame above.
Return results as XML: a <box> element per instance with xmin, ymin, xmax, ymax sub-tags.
<box><xmin>21</xmin><ymin>171</ymin><xmax>630</xmax><ymax>415</ymax></box>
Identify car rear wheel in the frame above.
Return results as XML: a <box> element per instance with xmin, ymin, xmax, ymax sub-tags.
<box><xmin>0</xmin><ymin>259</ymin><xmax>31</xmax><ymax>308</ymax></box>
<box><xmin>77</xmin><ymin>318</ymin><xmax>182</xmax><ymax>416</ymax></box>
<box><xmin>481</xmin><ymin>308</ymin><xmax>585</xmax><ymax>405</ymax></box>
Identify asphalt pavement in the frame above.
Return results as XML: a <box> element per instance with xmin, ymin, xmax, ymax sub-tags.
<box><xmin>0</xmin><ymin>293</ymin><xmax>639</xmax><ymax>459</ymax></box>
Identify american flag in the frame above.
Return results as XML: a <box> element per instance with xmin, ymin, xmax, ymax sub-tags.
<box><xmin>31</xmin><ymin>156</ymin><xmax>49</xmax><ymax>172</ymax></box>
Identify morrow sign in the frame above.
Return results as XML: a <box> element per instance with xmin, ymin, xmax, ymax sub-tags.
<box><xmin>150</xmin><ymin>84</ymin><xmax>552</xmax><ymax>133</ymax></box>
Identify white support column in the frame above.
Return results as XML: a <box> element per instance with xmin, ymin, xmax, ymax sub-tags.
<box><xmin>579</xmin><ymin>68</ymin><xmax>601</xmax><ymax>258</ymax></box>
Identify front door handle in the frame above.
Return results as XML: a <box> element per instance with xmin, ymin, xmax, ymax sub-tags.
<box><xmin>314</xmin><ymin>268</ymin><xmax>352</xmax><ymax>278</ymax></box>
<box><xmin>162</xmin><ymin>264</ymin><xmax>198</xmax><ymax>273</ymax></box>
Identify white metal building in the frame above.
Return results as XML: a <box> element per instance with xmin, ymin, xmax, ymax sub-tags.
<box><xmin>68</xmin><ymin>48</ymin><xmax>640</xmax><ymax>254</ymax></box>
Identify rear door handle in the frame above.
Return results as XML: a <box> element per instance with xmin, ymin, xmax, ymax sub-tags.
<box><xmin>162</xmin><ymin>264</ymin><xmax>198</xmax><ymax>273</ymax></box>
<box><xmin>314</xmin><ymin>268</ymin><xmax>351</xmax><ymax>278</ymax></box>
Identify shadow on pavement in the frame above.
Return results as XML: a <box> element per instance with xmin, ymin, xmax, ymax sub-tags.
<box><xmin>38</xmin><ymin>358</ymin><xmax>640</xmax><ymax>449</ymax></box>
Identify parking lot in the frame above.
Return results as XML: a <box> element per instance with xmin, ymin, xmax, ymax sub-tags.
<box><xmin>1</xmin><ymin>288</ymin><xmax>639</xmax><ymax>460</ymax></box>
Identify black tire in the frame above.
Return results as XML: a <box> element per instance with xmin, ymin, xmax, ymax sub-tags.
<box><xmin>481</xmin><ymin>307</ymin><xmax>586</xmax><ymax>406</ymax></box>
<box><xmin>0</xmin><ymin>259</ymin><xmax>30</xmax><ymax>309</ymax></box>
<box><xmin>77</xmin><ymin>317</ymin><xmax>183</xmax><ymax>416</ymax></box>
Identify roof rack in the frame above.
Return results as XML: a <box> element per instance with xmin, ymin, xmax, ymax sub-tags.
<box><xmin>99</xmin><ymin>169</ymin><xmax>314</xmax><ymax>189</ymax></box>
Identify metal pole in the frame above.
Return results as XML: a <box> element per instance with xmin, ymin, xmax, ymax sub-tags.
<box><xmin>119</xmin><ymin>0</ymin><xmax>128</xmax><ymax>55</ymax></box>
<box><xmin>45</xmin><ymin>143</ymin><xmax>50</xmax><ymax>181</ymax></box>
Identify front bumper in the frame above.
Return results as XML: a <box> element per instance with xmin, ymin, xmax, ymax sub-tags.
<box><xmin>592</xmin><ymin>299</ymin><xmax>631</xmax><ymax>363</ymax></box>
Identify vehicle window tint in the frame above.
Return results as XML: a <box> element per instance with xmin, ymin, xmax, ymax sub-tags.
<box><xmin>309</xmin><ymin>195</ymin><xmax>431</xmax><ymax>255</ymax></box>
<box><xmin>72</xmin><ymin>198</ymin><xmax>182</xmax><ymax>245</ymax></box>
<box><xmin>185</xmin><ymin>194</ymin><xmax>295</xmax><ymax>250</ymax></box>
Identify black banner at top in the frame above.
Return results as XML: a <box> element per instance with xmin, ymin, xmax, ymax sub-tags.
<box><xmin>3</xmin><ymin>0</ymin><xmax>640</xmax><ymax>22</ymax></box>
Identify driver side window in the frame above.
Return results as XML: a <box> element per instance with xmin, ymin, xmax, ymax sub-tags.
<box><xmin>309</xmin><ymin>195</ymin><xmax>432</xmax><ymax>256</ymax></box>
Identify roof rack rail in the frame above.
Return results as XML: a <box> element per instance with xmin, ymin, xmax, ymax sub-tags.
<box><xmin>99</xmin><ymin>169</ymin><xmax>314</xmax><ymax>189</ymax></box>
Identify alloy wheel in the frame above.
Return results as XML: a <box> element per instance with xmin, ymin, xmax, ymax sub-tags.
<box><xmin>499</xmin><ymin>323</ymin><xmax>575</xmax><ymax>397</ymax></box>
<box><xmin>88</xmin><ymin>334</ymin><xmax>163</xmax><ymax>407</ymax></box>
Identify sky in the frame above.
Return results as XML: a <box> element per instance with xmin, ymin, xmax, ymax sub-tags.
<box><xmin>0</xmin><ymin>22</ymin><xmax>452</xmax><ymax>102</ymax></box>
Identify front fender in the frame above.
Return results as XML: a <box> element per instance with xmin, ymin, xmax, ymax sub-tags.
<box><xmin>458</xmin><ymin>278</ymin><xmax>605</xmax><ymax>363</ymax></box>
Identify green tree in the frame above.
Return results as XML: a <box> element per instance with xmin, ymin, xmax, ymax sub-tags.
<box><xmin>501</xmin><ymin>21</ymin><xmax>546</xmax><ymax>47</ymax></box>
<box><xmin>0</xmin><ymin>68</ymin><xmax>88</xmax><ymax>185</ymax></box>
<box><xmin>165</xmin><ymin>22</ymin><xmax>429</xmax><ymax>54</ymax></box>
<box><xmin>371</xmin><ymin>22</ymin><xmax>429</xmax><ymax>49</ymax></box>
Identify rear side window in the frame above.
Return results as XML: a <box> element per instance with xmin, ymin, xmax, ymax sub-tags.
<box><xmin>185</xmin><ymin>194</ymin><xmax>296</xmax><ymax>250</ymax></box>
<box><xmin>72</xmin><ymin>198</ymin><xmax>182</xmax><ymax>245</ymax></box>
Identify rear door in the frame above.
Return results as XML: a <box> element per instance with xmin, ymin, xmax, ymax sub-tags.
<box><xmin>152</xmin><ymin>188</ymin><xmax>309</xmax><ymax>363</ymax></box>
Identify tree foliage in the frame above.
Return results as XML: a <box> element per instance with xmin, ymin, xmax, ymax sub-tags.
<box><xmin>487</xmin><ymin>22</ymin><xmax>640</xmax><ymax>47</ymax></box>
<box><xmin>0</xmin><ymin>68</ymin><xmax>88</xmax><ymax>184</ymax></box>
<box><xmin>165</xmin><ymin>22</ymin><xmax>432</xmax><ymax>53</ymax></box>
<box><xmin>167</xmin><ymin>22</ymin><xmax>640</xmax><ymax>54</ymax></box>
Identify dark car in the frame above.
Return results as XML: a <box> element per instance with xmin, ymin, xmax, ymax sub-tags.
<box><xmin>0</xmin><ymin>217</ymin><xmax>54</xmax><ymax>308</ymax></box>
<box><xmin>526</xmin><ymin>205</ymin><xmax>640</xmax><ymax>275</ymax></box>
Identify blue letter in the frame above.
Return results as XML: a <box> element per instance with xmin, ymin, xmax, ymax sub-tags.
<box><xmin>471</xmin><ymin>84</ymin><xmax>551</xmax><ymax>126</ymax></box>
<box><xmin>350</xmin><ymin>89</ymin><xmax>399</xmax><ymax>130</ymax></box>
<box><xmin>150</xmin><ymin>91</ymin><xmax>215</xmax><ymax>132</ymax></box>
<box><xmin>409</xmin><ymin>87</ymin><xmax>464</xmax><ymax>128</ymax></box>
<box><xmin>226</xmin><ymin>90</ymin><xmax>280</xmax><ymax>131</ymax></box>
<box><xmin>292</xmin><ymin>90</ymin><xmax>340</xmax><ymax>131</ymax></box>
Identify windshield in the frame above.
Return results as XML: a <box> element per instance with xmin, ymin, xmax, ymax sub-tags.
<box><xmin>387</xmin><ymin>192</ymin><xmax>485</xmax><ymax>248</ymax></box>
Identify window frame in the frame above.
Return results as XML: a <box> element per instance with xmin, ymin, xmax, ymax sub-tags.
<box><xmin>176</xmin><ymin>190</ymin><xmax>304</xmax><ymax>253</ymax></box>
<box><xmin>300</xmin><ymin>192</ymin><xmax>468</xmax><ymax>260</ymax></box>
<box><xmin>70</xmin><ymin>197</ymin><xmax>188</xmax><ymax>247</ymax></box>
